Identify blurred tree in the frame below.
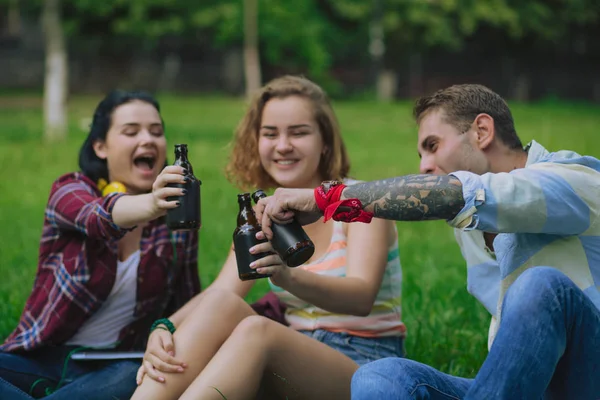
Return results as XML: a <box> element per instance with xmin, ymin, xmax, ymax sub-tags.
<box><xmin>43</xmin><ymin>0</ymin><xmax>68</xmax><ymax>141</ymax></box>
<box><xmin>189</xmin><ymin>0</ymin><xmax>342</xmax><ymax>87</ymax></box>
<box><xmin>243</xmin><ymin>0</ymin><xmax>261</xmax><ymax>98</ymax></box>
<box><xmin>7</xmin><ymin>0</ymin><xmax>21</xmax><ymax>37</ymax></box>
<box><xmin>500</xmin><ymin>0</ymin><xmax>600</xmax><ymax>100</ymax></box>
<box><xmin>9</xmin><ymin>0</ymin><xmax>600</xmax><ymax>99</ymax></box>
<box><xmin>381</xmin><ymin>0</ymin><xmax>600</xmax><ymax>99</ymax></box>
<box><xmin>370</xmin><ymin>0</ymin><xmax>393</xmax><ymax>101</ymax></box>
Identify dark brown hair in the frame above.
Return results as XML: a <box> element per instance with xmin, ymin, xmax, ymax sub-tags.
<box><xmin>79</xmin><ymin>90</ymin><xmax>162</xmax><ymax>183</ymax></box>
<box><xmin>413</xmin><ymin>84</ymin><xmax>523</xmax><ymax>149</ymax></box>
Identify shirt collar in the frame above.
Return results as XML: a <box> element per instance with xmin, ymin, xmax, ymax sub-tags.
<box><xmin>524</xmin><ymin>140</ymin><xmax>550</xmax><ymax>167</ymax></box>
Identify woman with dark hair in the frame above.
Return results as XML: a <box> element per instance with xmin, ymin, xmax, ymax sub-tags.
<box><xmin>0</xmin><ymin>90</ymin><xmax>201</xmax><ymax>399</ymax></box>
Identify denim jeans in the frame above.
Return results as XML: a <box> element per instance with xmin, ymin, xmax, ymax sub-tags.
<box><xmin>0</xmin><ymin>346</ymin><xmax>139</xmax><ymax>399</ymax></box>
<box><xmin>351</xmin><ymin>267</ymin><xmax>600</xmax><ymax>400</ymax></box>
<box><xmin>300</xmin><ymin>329</ymin><xmax>405</xmax><ymax>366</ymax></box>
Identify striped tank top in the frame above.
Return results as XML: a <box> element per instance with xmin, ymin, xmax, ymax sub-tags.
<box><xmin>268</xmin><ymin>220</ymin><xmax>405</xmax><ymax>338</ymax></box>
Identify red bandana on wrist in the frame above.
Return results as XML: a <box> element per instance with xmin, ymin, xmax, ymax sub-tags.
<box><xmin>314</xmin><ymin>183</ymin><xmax>374</xmax><ymax>223</ymax></box>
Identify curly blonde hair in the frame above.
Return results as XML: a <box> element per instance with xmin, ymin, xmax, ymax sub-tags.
<box><xmin>225</xmin><ymin>75</ymin><xmax>350</xmax><ymax>191</ymax></box>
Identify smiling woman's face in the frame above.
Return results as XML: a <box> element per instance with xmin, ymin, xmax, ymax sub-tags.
<box><xmin>93</xmin><ymin>100</ymin><xmax>167</xmax><ymax>194</ymax></box>
<box><xmin>258</xmin><ymin>96</ymin><xmax>325</xmax><ymax>189</ymax></box>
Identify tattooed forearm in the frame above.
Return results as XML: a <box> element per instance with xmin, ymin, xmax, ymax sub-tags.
<box><xmin>343</xmin><ymin>175</ymin><xmax>465</xmax><ymax>221</ymax></box>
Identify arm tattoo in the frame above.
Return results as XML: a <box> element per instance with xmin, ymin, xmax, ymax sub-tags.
<box><xmin>343</xmin><ymin>175</ymin><xmax>465</xmax><ymax>221</ymax></box>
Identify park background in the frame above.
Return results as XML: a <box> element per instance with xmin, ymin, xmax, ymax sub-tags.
<box><xmin>1</xmin><ymin>0</ymin><xmax>599</xmax><ymax>378</ymax></box>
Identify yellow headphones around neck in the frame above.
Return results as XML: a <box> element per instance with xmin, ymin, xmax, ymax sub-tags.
<box><xmin>97</xmin><ymin>178</ymin><xmax>127</xmax><ymax>196</ymax></box>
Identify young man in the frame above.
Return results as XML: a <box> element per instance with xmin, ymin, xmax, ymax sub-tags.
<box><xmin>255</xmin><ymin>84</ymin><xmax>600</xmax><ymax>399</ymax></box>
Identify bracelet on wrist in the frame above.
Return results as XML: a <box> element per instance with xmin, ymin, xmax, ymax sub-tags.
<box><xmin>150</xmin><ymin>318</ymin><xmax>176</xmax><ymax>334</ymax></box>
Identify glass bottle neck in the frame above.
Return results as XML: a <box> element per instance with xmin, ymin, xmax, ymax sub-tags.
<box><xmin>237</xmin><ymin>196</ymin><xmax>258</xmax><ymax>226</ymax></box>
<box><xmin>251</xmin><ymin>190</ymin><xmax>266</xmax><ymax>203</ymax></box>
<box><xmin>174</xmin><ymin>147</ymin><xmax>192</xmax><ymax>174</ymax></box>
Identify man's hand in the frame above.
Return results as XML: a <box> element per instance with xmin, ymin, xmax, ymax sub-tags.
<box><xmin>254</xmin><ymin>188</ymin><xmax>322</xmax><ymax>239</ymax></box>
<box><xmin>136</xmin><ymin>328</ymin><xmax>186</xmax><ymax>385</ymax></box>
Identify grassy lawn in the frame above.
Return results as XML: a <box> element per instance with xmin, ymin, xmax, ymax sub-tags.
<box><xmin>1</xmin><ymin>94</ymin><xmax>599</xmax><ymax>378</ymax></box>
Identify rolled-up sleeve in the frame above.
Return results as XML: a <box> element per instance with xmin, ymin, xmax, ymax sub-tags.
<box><xmin>447</xmin><ymin>162</ymin><xmax>595</xmax><ymax>235</ymax></box>
<box><xmin>46</xmin><ymin>174</ymin><xmax>131</xmax><ymax>239</ymax></box>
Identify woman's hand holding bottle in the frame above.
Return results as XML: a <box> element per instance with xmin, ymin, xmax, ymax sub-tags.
<box><xmin>150</xmin><ymin>165</ymin><xmax>188</xmax><ymax>217</ymax></box>
<box><xmin>111</xmin><ymin>165</ymin><xmax>187</xmax><ymax>229</ymax></box>
<box><xmin>248</xmin><ymin>231</ymin><xmax>293</xmax><ymax>287</ymax></box>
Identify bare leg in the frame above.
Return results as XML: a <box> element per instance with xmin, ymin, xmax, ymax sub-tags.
<box><xmin>179</xmin><ymin>316</ymin><xmax>359</xmax><ymax>400</ymax></box>
<box><xmin>131</xmin><ymin>289</ymin><xmax>257</xmax><ymax>400</ymax></box>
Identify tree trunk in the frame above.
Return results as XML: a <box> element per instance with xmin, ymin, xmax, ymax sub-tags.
<box><xmin>8</xmin><ymin>0</ymin><xmax>21</xmax><ymax>37</ymax></box>
<box><xmin>223</xmin><ymin>47</ymin><xmax>244</xmax><ymax>94</ymax></box>
<box><xmin>158</xmin><ymin>52</ymin><xmax>181</xmax><ymax>92</ymax></box>
<box><xmin>408</xmin><ymin>52</ymin><xmax>423</xmax><ymax>98</ymax></box>
<box><xmin>377</xmin><ymin>70</ymin><xmax>397</xmax><ymax>102</ymax></box>
<box><xmin>43</xmin><ymin>0</ymin><xmax>68</xmax><ymax>142</ymax></box>
<box><xmin>369</xmin><ymin>0</ymin><xmax>388</xmax><ymax>101</ymax></box>
<box><xmin>243</xmin><ymin>0</ymin><xmax>261</xmax><ymax>99</ymax></box>
<box><xmin>513</xmin><ymin>73</ymin><xmax>531</xmax><ymax>102</ymax></box>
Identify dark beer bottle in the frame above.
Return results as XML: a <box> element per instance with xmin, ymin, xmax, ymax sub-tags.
<box><xmin>251</xmin><ymin>189</ymin><xmax>315</xmax><ymax>267</ymax></box>
<box><xmin>166</xmin><ymin>144</ymin><xmax>201</xmax><ymax>230</ymax></box>
<box><xmin>234</xmin><ymin>193</ymin><xmax>272</xmax><ymax>281</ymax></box>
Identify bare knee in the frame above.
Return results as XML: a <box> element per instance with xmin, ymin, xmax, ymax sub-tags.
<box><xmin>176</xmin><ymin>288</ymin><xmax>253</xmax><ymax>334</ymax></box>
<box><xmin>234</xmin><ymin>315</ymin><xmax>273</xmax><ymax>335</ymax></box>
<box><xmin>229</xmin><ymin>316</ymin><xmax>275</xmax><ymax>345</ymax></box>
<box><xmin>195</xmin><ymin>288</ymin><xmax>250</xmax><ymax>313</ymax></box>
<box><xmin>173</xmin><ymin>289</ymin><xmax>256</xmax><ymax>357</ymax></box>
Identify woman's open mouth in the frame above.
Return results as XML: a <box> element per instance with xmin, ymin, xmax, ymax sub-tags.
<box><xmin>133</xmin><ymin>155</ymin><xmax>157</xmax><ymax>173</ymax></box>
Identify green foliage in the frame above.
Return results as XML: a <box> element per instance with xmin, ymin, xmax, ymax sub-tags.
<box><xmin>509</xmin><ymin>0</ymin><xmax>600</xmax><ymax>42</ymax></box>
<box><xmin>12</xmin><ymin>0</ymin><xmax>600</xmax><ymax>84</ymax></box>
<box><xmin>189</xmin><ymin>1</ymin><xmax>240</xmax><ymax>44</ymax></box>
<box><xmin>384</xmin><ymin>0</ymin><xmax>517</xmax><ymax>51</ymax></box>
<box><xmin>260</xmin><ymin>2</ymin><xmax>332</xmax><ymax>78</ymax></box>
<box><xmin>183</xmin><ymin>0</ymin><xmax>372</xmax><ymax>83</ymax></box>
<box><xmin>49</xmin><ymin>0</ymin><xmax>366</xmax><ymax>81</ymax></box>
<box><xmin>14</xmin><ymin>0</ymin><xmax>600</xmax><ymax>50</ymax></box>
<box><xmin>381</xmin><ymin>0</ymin><xmax>600</xmax><ymax>52</ymax></box>
<box><xmin>66</xmin><ymin>0</ymin><xmax>187</xmax><ymax>39</ymax></box>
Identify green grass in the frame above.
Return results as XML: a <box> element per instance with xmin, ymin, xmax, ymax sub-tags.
<box><xmin>1</xmin><ymin>94</ymin><xmax>599</xmax><ymax>379</ymax></box>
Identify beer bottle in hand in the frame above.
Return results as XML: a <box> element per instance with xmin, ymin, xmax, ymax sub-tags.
<box><xmin>234</xmin><ymin>193</ymin><xmax>271</xmax><ymax>281</ymax></box>
<box><xmin>251</xmin><ymin>189</ymin><xmax>315</xmax><ymax>267</ymax></box>
<box><xmin>166</xmin><ymin>144</ymin><xmax>201</xmax><ymax>230</ymax></box>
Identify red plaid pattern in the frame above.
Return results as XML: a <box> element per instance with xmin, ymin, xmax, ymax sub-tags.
<box><xmin>1</xmin><ymin>172</ymin><xmax>200</xmax><ymax>352</ymax></box>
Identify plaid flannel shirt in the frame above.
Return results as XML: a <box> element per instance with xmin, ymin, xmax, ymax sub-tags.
<box><xmin>1</xmin><ymin>172</ymin><xmax>200</xmax><ymax>352</ymax></box>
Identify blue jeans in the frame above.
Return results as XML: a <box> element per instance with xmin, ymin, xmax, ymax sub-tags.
<box><xmin>300</xmin><ymin>329</ymin><xmax>404</xmax><ymax>366</ymax></box>
<box><xmin>351</xmin><ymin>267</ymin><xmax>600</xmax><ymax>400</ymax></box>
<box><xmin>0</xmin><ymin>346</ymin><xmax>139</xmax><ymax>399</ymax></box>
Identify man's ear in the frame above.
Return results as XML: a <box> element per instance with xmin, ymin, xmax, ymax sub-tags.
<box><xmin>93</xmin><ymin>140</ymin><xmax>108</xmax><ymax>160</ymax></box>
<box><xmin>474</xmin><ymin>113</ymin><xmax>495</xmax><ymax>150</ymax></box>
